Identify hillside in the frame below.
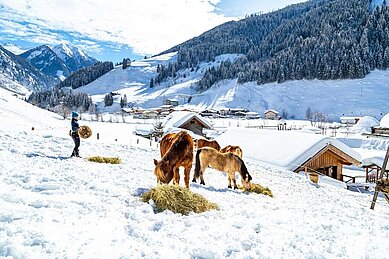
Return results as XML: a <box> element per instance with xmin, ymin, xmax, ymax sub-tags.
<box><xmin>0</xmin><ymin>45</ymin><xmax>54</xmax><ymax>93</ymax></box>
<box><xmin>0</xmin><ymin>87</ymin><xmax>388</xmax><ymax>258</ymax></box>
<box><xmin>77</xmin><ymin>52</ymin><xmax>388</xmax><ymax>121</ymax></box>
<box><xmin>157</xmin><ymin>0</ymin><xmax>389</xmax><ymax>90</ymax></box>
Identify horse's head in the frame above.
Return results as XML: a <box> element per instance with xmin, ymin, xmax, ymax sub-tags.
<box><xmin>241</xmin><ymin>172</ymin><xmax>252</xmax><ymax>190</ymax></box>
<box><xmin>153</xmin><ymin>159</ymin><xmax>174</xmax><ymax>184</ymax></box>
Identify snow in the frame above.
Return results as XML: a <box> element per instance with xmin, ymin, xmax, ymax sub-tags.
<box><xmin>1</xmin><ymin>87</ymin><xmax>389</xmax><ymax>258</ymax></box>
<box><xmin>77</xmin><ymin>52</ymin><xmax>389</xmax><ymax>121</ymax></box>
<box><xmin>380</xmin><ymin>113</ymin><xmax>389</xmax><ymax>128</ymax></box>
<box><xmin>351</xmin><ymin>116</ymin><xmax>380</xmax><ymax>134</ymax></box>
<box><xmin>216</xmin><ymin>128</ymin><xmax>361</xmax><ymax>172</ymax></box>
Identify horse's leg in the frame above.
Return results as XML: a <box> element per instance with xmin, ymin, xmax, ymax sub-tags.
<box><xmin>227</xmin><ymin>174</ymin><xmax>232</xmax><ymax>189</ymax></box>
<box><xmin>200</xmin><ymin>163</ymin><xmax>206</xmax><ymax>185</ymax></box>
<box><xmin>184</xmin><ymin>165</ymin><xmax>191</xmax><ymax>189</ymax></box>
<box><xmin>231</xmin><ymin>172</ymin><xmax>238</xmax><ymax>190</ymax></box>
<box><xmin>173</xmin><ymin>167</ymin><xmax>180</xmax><ymax>185</ymax></box>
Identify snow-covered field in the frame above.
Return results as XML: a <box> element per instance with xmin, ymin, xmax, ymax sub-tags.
<box><xmin>1</xmin><ymin>88</ymin><xmax>389</xmax><ymax>258</ymax></box>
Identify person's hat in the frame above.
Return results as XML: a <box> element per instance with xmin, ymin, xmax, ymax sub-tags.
<box><xmin>72</xmin><ymin>111</ymin><xmax>79</xmax><ymax>118</ymax></box>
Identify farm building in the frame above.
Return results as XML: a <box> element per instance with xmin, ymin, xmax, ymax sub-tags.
<box><xmin>371</xmin><ymin>113</ymin><xmax>389</xmax><ymax>136</ymax></box>
<box><xmin>163</xmin><ymin>98</ymin><xmax>179</xmax><ymax>106</ymax></box>
<box><xmin>264</xmin><ymin>109</ymin><xmax>279</xmax><ymax>120</ymax></box>
<box><xmin>216</xmin><ymin>128</ymin><xmax>361</xmax><ymax>182</ymax></box>
<box><xmin>245</xmin><ymin>112</ymin><xmax>260</xmax><ymax>119</ymax></box>
<box><xmin>340</xmin><ymin>116</ymin><xmax>361</xmax><ymax>125</ymax></box>
<box><xmin>163</xmin><ymin>111</ymin><xmax>212</xmax><ymax>136</ymax></box>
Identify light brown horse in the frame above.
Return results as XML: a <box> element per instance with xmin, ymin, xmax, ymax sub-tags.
<box><xmin>153</xmin><ymin>131</ymin><xmax>194</xmax><ymax>188</ymax></box>
<box><xmin>197</xmin><ymin>138</ymin><xmax>220</xmax><ymax>151</ymax></box>
<box><xmin>220</xmin><ymin>145</ymin><xmax>243</xmax><ymax>159</ymax></box>
<box><xmin>192</xmin><ymin>147</ymin><xmax>252</xmax><ymax>190</ymax></box>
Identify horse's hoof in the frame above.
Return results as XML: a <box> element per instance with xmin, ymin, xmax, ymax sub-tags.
<box><xmin>228</xmin><ymin>185</ymin><xmax>232</xmax><ymax>189</ymax></box>
<box><xmin>234</xmin><ymin>186</ymin><xmax>238</xmax><ymax>190</ymax></box>
<box><xmin>192</xmin><ymin>179</ymin><xmax>197</xmax><ymax>183</ymax></box>
<box><xmin>200</xmin><ymin>181</ymin><xmax>205</xmax><ymax>185</ymax></box>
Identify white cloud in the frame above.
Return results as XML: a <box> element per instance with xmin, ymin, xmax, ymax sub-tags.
<box><xmin>0</xmin><ymin>0</ymin><xmax>231</xmax><ymax>55</ymax></box>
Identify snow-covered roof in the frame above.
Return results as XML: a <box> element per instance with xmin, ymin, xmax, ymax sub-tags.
<box><xmin>362</xmin><ymin>156</ymin><xmax>389</xmax><ymax>170</ymax></box>
<box><xmin>163</xmin><ymin>111</ymin><xmax>212</xmax><ymax>132</ymax></box>
<box><xmin>216</xmin><ymin>128</ymin><xmax>361</xmax><ymax>172</ymax></box>
<box><xmin>356</xmin><ymin>116</ymin><xmax>379</xmax><ymax>127</ymax></box>
<box><xmin>265</xmin><ymin>109</ymin><xmax>279</xmax><ymax>114</ymax></box>
<box><xmin>380</xmin><ymin>113</ymin><xmax>389</xmax><ymax>128</ymax></box>
<box><xmin>351</xmin><ymin>116</ymin><xmax>380</xmax><ymax>133</ymax></box>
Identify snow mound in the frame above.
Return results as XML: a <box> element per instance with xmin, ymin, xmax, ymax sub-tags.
<box><xmin>380</xmin><ymin>113</ymin><xmax>389</xmax><ymax>128</ymax></box>
<box><xmin>351</xmin><ymin>116</ymin><xmax>380</xmax><ymax>133</ymax></box>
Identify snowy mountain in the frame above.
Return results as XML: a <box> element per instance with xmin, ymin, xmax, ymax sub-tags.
<box><xmin>19</xmin><ymin>45</ymin><xmax>71</xmax><ymax>82</ymax></box>
<box><xmin>1</xmin><ymin>86</ymin><xmax>389</xmax><ymax>258</ymax></box>
<box><xmin>19</xmin><ymin>43</ymin><xmax>97</xmax><ymax>83</ymax></box>
<box><xmin>51</xmin><ymin>43</ymin><xmax>97</xmax><ymax>72</ymax></box>
<box><xmin>0</xmin><ymin>45</ymin><xmax>54</xmax><ymax>93</ymax></box>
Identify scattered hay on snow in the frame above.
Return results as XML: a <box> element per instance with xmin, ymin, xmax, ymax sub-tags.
<box><xmin>239</xmin><ymin>183</ymin><xmax>273</xmax><ymax>197</ymax></box>
<box><xmin>141</xmin><ymin>185</ymin><xmax>219</xmax><ymax>215</ymax></box>
<box><xmin>87</xmin><ymin>156</ymin><xmax>121</xmax><ymax>164</ymax></box>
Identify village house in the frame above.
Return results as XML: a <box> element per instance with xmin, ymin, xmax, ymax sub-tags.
<box><xmin>163</xmin><ymin>111</ymin><xmax>212</xmax><ymax>137</ymax></box>
<box><xmin>163</xmin><ymin>98</ymin><xmax>179</xmax><ymax>107</ymax></box>
<box><xmin>264</xmin><ymin>109</ymin><xmax>279</xmax><ymax>120</ymax></box>
<box><xmin>245</xmin><ymin>111</ymin><xmax>260</xmax><ymax>120</ymax></box>
<box><xmin>340</xmin><ymin>116</ymin><xmax>362</xmax><ymax>125</ymax></box>
<box><xmin>371</xmin><ymin>113</ymin><xmax>389</xmax><ymax>136</ymax></box>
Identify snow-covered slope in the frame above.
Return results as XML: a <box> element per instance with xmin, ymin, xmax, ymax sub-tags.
<box><xmin>1</xmin><ymin>85</ymin><xmax>389</xmax><ymax>258</ymax></box>
<box><xmin>78</xmin><ymin>53</ymin><xmax>389</xmax><ymax>121</ymax></box>
<box><xmin>2</xmin><ymin>43</ymin><xmax>27</xmax><ymax>55</ymax></box>
<box><xmin>0</xmin><ymin>45</ymin><xmax>52</xmax><ymax>93</ymax></box>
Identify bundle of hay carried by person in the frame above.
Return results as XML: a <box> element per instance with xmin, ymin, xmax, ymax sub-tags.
<box><xmin>142</xmin><ymin>185</ymin><xmax>218</xmax><ymax>215</ymax></box>
<box><xmin>78</xmin><ymin>125</ymin><xmax>92</xmax><ymax>139</ymax></box>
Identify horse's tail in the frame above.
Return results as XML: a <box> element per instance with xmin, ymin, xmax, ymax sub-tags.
<box><xmin>194</xmin><ymin>148</ymin><xmax>202</xmax><ymax>180</ymax></box>
<box><xmin>237</xmin><ymin>156</ymin><xmax>252</xmax><ymax>181</ymax></box>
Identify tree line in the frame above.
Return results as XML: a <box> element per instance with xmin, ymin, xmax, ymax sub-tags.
<box><xmin>57</xmin><ymin>61</ymin><xmax>114</xmax><ymax>89</ymax></box>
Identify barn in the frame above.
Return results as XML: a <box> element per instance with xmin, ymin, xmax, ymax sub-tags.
<box><xmin>163</xmin><ymin>111</ymin><xmax>212</xmax><ymax>136</ymax></box>
<box><xmin>216</xmin><ymin>128</ymin><xmax>361</xmax><ymax>182</ymax></box>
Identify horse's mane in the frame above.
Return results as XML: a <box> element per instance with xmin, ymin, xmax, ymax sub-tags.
<box><xmin>236</xmin><ymin>156</ymin><xmax>252</xmax><ymax>181</ymax></box>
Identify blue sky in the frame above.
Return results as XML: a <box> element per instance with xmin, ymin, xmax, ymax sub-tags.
<box><xmin>0</xmin><ymin>0</ymin><xmax>306</xmax><ymax>63</ymax></box>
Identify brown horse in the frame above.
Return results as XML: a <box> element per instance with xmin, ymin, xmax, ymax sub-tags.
<box><xmin>197</xmin><ymin>138</ymin><xmax>220</xmax><ymax>151</ymax></box>
<box><xmin>220</xmin><ymin>145</ymin><xmax>243</xmax><ymax>159</ymax></box>
<box><xmin>192</xmin><ymin>147</ymin><xmax>252</xmax><ymax>190</ymax></box>
<box><xmin>153</xmin><ymin>131</ymin><xmax>194</xmax><ymax>188</ymax></box>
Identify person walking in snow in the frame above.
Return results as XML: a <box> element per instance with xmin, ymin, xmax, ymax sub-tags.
<box><xmin>70</xmin><ymin>111</ymin><xmax>81</xmax><ymax>157</ymax></box>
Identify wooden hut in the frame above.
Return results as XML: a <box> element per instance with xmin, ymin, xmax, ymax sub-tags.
<box><xmin>163</xmin><ymin>111</ymin><xmax>212</xmax><ymax>136</ymax></box>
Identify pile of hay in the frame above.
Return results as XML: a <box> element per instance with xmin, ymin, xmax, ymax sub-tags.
<box><xmin>78</xmin><ymin>125</ymin><xmax>92</xmax><ymax>139</ymax></box>
<box><xmin>239</xmin><ymin>183</ymin><xmax>273</xmax><ymax>197</ymax></box>
<box><xmin>87</xmin><ymin>156</ymin><xmax>121</xmax><ymax>164</ymax></box>
<box><xmin>141</xmin><ymin>185</ymin><xmax>219</xmax><ymax>215</ymax></box>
